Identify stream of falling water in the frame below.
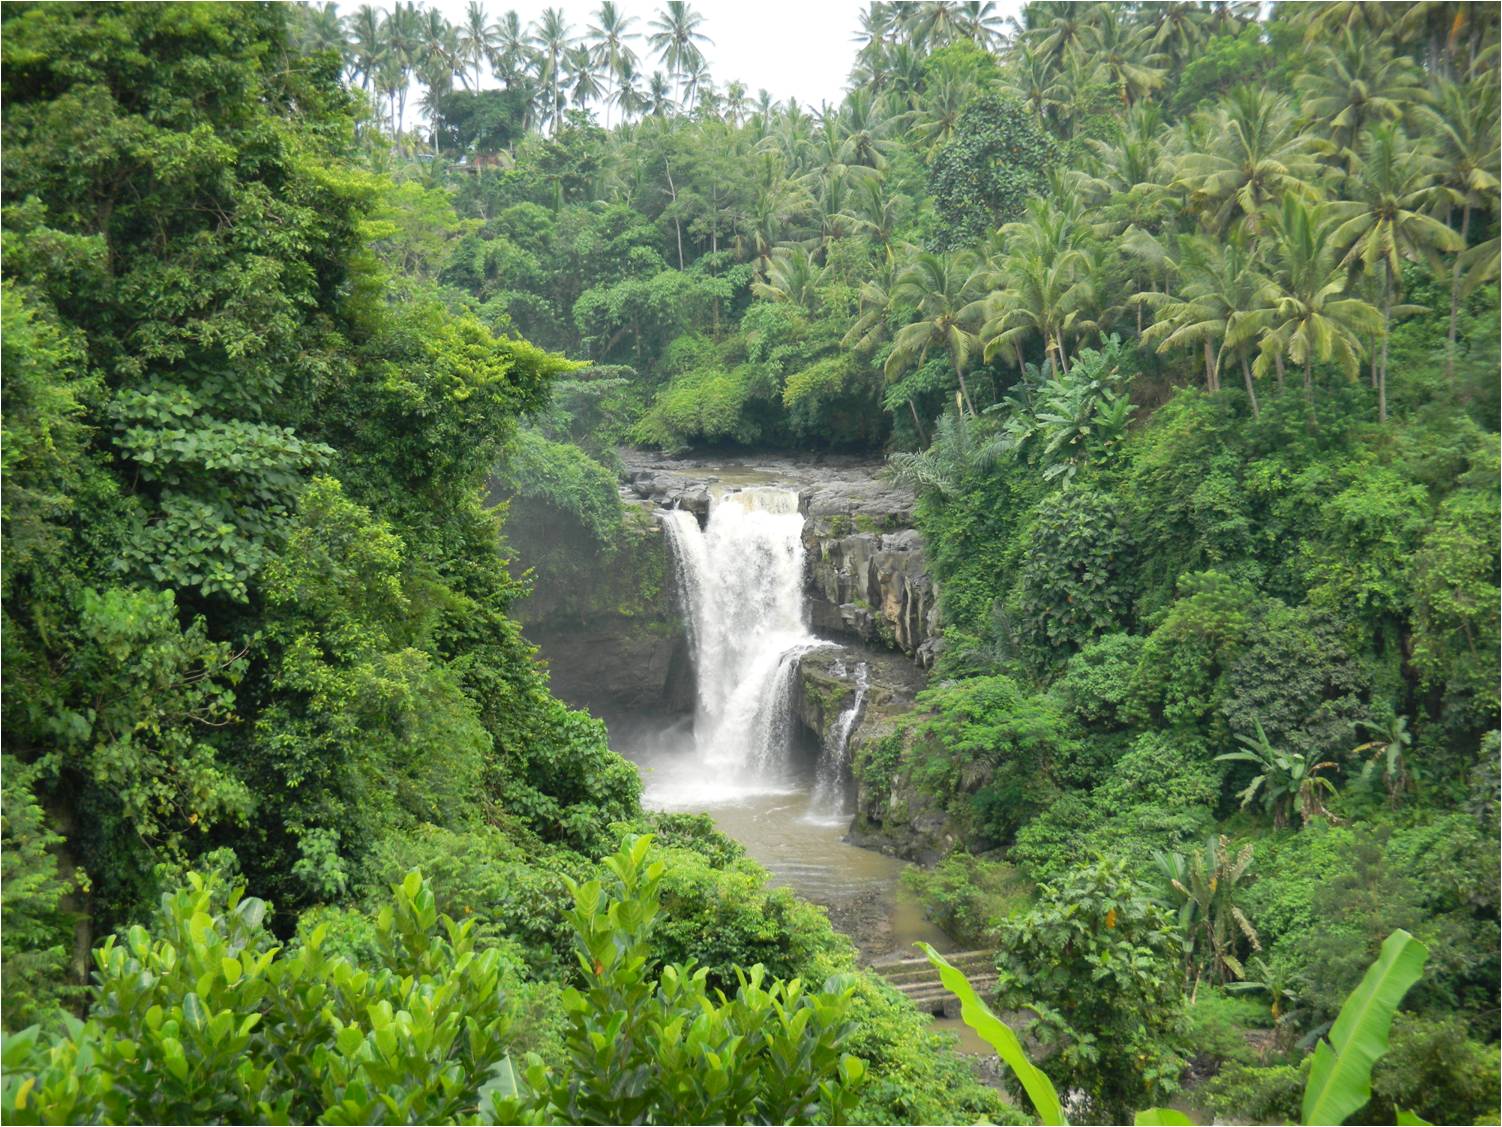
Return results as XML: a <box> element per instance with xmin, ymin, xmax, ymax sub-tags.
<box><xmin>655</xmin><ymin>487</ymin><xmax>820</xmax><ymax>796</ymax></box>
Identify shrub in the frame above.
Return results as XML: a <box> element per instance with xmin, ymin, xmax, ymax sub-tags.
<box><xmin>902</xmin><ymin>854</ymin><xmax>1030</xmax><ymax>946</ymax></box>
<box><xmin>994</xmin><ymin>857</ymin><xmax>1186</xmax><ymax>1121</ymax></box>
<box><xmin>1011</xmin><ymin>488</ymin><xmax>1134</xmax><ymax>668</ymax></box>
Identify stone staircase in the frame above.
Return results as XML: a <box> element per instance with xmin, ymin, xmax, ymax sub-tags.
<box><xmin>870</xmin><ymin>949</ymin><xmax>997</xmax><ymax>1016</ymax></box>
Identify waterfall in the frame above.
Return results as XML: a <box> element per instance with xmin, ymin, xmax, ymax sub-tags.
<box><xmin>811</xmin><ymin>661</ymin><xmax>868</xmax><ymax>817</ymax></box>
<box><xmin>659</xmin><ymin>487</ymin><xmax>819</xmax><ymax>786</ymax></box>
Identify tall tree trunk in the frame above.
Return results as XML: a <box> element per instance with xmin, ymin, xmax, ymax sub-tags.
<box><xmin>1304</xmin><ymin>356</ymin><xmax>1317</xmax><ymax>426</ymax></box>
<box><xmin>908</xmin><ymin>399</ymin><xmax>929</xmax><ymax>445</ymax></box>
<box><xmin>1446</xmin><ymin>202</ymin><xmax>1471</xmax><ymax>382</ymax></box>
<box><xmin>955</xmin><ymin>365</ymin><xmax>977</xmax><ymax>416</ymax></box>
<box><xmin>1379</xmin><ymin>265</ymin><xmax>1392</xmax><ymax>423</ymax></box>
<box><xmin>1241</xmin><ymin>353</ymin><xmax>1259</xmax><ymax>418</ymax></box>
<box><xmin>664</xmin><ymin>159</ymin><xmax>685</xmax><ymax>270</ymax></box>
<box><xmin>1204</xmin><ymin>339</ymin><xmax>1217</xmax><ymax>393</ymax></box>
<box><xmin>1274</xmin><ymin>352</ymin><xmax>1285</xmax><ymax>392</ymax></box>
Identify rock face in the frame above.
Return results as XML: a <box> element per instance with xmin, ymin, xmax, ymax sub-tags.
<box><xmin>792</xmin><ymin>644</ymin><xmax>926</xmax><ymax>750</ymax></box>
<box><xmin>507</xmin><ymin>502</ymin><xmax>694</xmax><ymax>716</ymax></box>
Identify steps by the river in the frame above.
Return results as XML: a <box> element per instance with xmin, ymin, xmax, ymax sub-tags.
<box><xmin>870</xmin><ymin>949</ymin><xmax>997</xmax><ymax>1016</ymax></box>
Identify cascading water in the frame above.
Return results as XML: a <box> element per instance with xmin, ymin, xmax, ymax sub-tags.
<box><xmin>657</xmin><ymin>487</ymin><xmax>819</xmax><ymax>797</ymax></box>
<box><xmin>810</xmin><ymin>660</ymin><xmax>868</xmax><ymax>818</ymax></box>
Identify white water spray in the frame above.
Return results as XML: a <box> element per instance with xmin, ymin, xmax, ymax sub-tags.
<box><xmin>659</xmin><ymin>488</ymin><xmax>819</xmax><ymax>792</ymax></box>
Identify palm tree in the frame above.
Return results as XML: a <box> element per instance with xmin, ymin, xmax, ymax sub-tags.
<box><xmin>846</xmin><ymin>178</ymin><xmax>904</xmax><ymax>264</ymax></box>
<box><xmin>1136</xmin><ymin>233</ymin><xmax>1264</xmax><ymax>410</ymax></box>
<box><xmin>1147</xmin><ymin>2</ymin><xmax>1214</xmax><ymax>70</ymax></box>
<box><xmin>1295</xmin><ymin>32</ymin><xmax>1428</xmax><ymax>170</ymax></box>
<box><xmin>1327</xmin><ymin>126</ymin><xmax>1461</xmax><ymax>420</ymax></box>
<box><xmin>885</xmin><ymin>250</ymin><xmax>989</xmax><ymax>415</ymax></box>
<box><xmin>347</xmin><ymin>5</ymin><xmax>385</xmax><ymax>92</ymax></box>
<box><xmin>908</xmin><ymin>77</ymin><xmax>969</xmax><ymax>157</ymax></box>
<box><xmin>565</xmin><ymin>44</ymin><xmax>605</xmax><ymax>113</ymax></box>
<box><xmin>1246</xmin><ymin>195</ymin><xmax>1385</xmax><ymax>413</ymax></box>
<box><xmin>531</xmin><ymin>8</ymin><xmax>575</xmax><ymax>133</ymax></box>
<box><xmin>458</xmin><ymin>1</ymin><xmax>500</xmax><ymax>89</ymax></box>
<box><xmin>646</xmin><ymin>70</ymin><xmax>675</xmax><ymax>117</ymax></box>
<box><xmin>1025</xmin><ymin>1</ymin><xmax>1096</xmax><ymax>70</ymax></box>
<box><xmin>1422</xmin><ymin>73</ymin><xmax>1501</xmax><ymax>379</ymax></box>
<box><xmin>1002</xmin><ymin>42</ymin><xmax>1067</xmax><ymax>128</ymax></box>
<box><xmin>490</xmin><ymin>10</ymin><xmax>529</xmax><ymax>83</ymax></box>
<box><xmin>1176</xmin><ymin>88</ymin><xmax>1322</xmax><ymax>236</ymax></box>
<box><xmin>647</xmin><ymin>2</ymin><xmax>711</xmax><ymax>106</ymax></box>
<box><xmin>612</xmin><ymin>57</ymin><xmax>647</xmax><ymax>122</ymax></box>
<box><xmin>1081</xmin><ymin>5</ymin><xmax>1166</xmax><ymax>107</ymax></box>
<box><xmin>587</xmin><ymin>2</ymin><xmax>639</xmax><ymax>127</ymax></box>
<box><xmin>981</xmin><ymin>197</ymin><xmax>1098</xmax><ymax>376</ymax></box>
<box><xmin>751</xmin><ymin>245</ymin><xmax>825</xmax><ymax>312</ymax></box>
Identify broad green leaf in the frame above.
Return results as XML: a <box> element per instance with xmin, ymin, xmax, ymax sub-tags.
<box><xmin>1394</xmin><ymin>1111</ymin><xmax>1432</xmax><ymax>1126</ymax></box>
<box><xmin>917</xmin><ymin>942</ymin><xmax>1067</xmax><ymax>1126</ymax></box>
<box><xmin>1136</xmin><ymin>1109</ymin><xmax>1194</xmax><ymax>1125</ymax></box>
<box><xmin>1302</xmin><ymin>929</ymin><xmax>1427</xmax><ymax>1126</ymax></box>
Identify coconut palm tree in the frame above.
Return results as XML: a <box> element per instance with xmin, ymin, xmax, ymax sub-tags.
<box><xmin>458</xmin><ymin>1</ymin><xmax>500</xmax><ymax>89</ymax></box>
<box><xmin>612</xmin><ymin>57</ymin><xmax>647</xmax><ymax>122</ymax></box>
<box><xmin>565</xmin><ymin>44</ymin><xmax>605</xmax><ymax>113</ymax></box>
<box><xmin>846</xmin><ymin>178</ymin><xmax>905</xmax><ymax>264</ymax></box>
<box><xmin>1081</xmin><ymin>5</ymin><xmax>1166</xmax><ymax>108</ymax></box>
<box><xmin>647</xmin><ymin>2</ymin><xmax>711</xmax><ymax>105</ymax></box>
<box><xmin>1146</xmin><ymin>1</ymin><xmax>1214</xmax><ymax>70</ymax></box>
<box><xmin>532</xmin><ymin>9</ymin><xmax>576</xmax><ymax>133</ymax></box>
<box><xmin>1246</xmin><ymin>194</ymin><xmax>1385</xmax><ymax>414</ymax></box>
<box><xmin>1422</xmin><ymin>73</ymin><xmax>1501</xmax><ymax>379</ymax></box>
<box><xmin>908</xmin><ymin>77</ymin><xmax>969</xmax><ymax>157</ymax></box>
<box><xmin>1327</xmin><ymin>126</ymin><xmax>1461</xmax><ymax>420</ymax></box>
<box><xmin>1295</xmin><ymin>32</ymin><xmax>1428</xmax><ymax>170</ymax></box>
<box><xmin>1002</xmin><ymin>42</ymin><xmax>1068</xmax><ymax>128</ymax></box>
<box><xmin>1176</xmin><ymin>87</ymin><xmax>1322</xmax><ymax>236</ymax></box>
<box><xmin>1137</xmin><ymin>234</ymin><xmax>1264</xmax><ymax>411</ymax></box>
<box><xmin>980</xmin><ymin>197</ymin><xmax>1098</xmax><ymax>376</ymax></box>
<box><xmin>490</xmin><ymin>10</ymin><xmax>529</xmax><ymax>84</ymax></box>
<box><xmin>646</xmin><ymin>70</ymin><xmax>675</xmax><ymax>117</ymax></box>
<box><xmin>886</xmin><ymin>250</ymin><xmax>990</xmax><ymax>415</ymax></box>
<box><xmin>587</xmin><ymin>2</ymin><xmax>639</xmax><ymax>127</ymax></box>
<box><xmin>723</xmin><ymin>81</ymin><xmax>748</xmax><ymax>125</ymax></box>
<box><xmin>751</xmin><ymin>245</ymin><xmax>826</xmax><ymax>312</ymax></box>
<box><xmin>347</xmin><ymin>4</ymin><xmax>386</xmax><ymax>92</ymax></box>
<box><xmin>1025</xmin><ymin>0</ymin><xmax>1097</xmax><ymax>69</ymax></box>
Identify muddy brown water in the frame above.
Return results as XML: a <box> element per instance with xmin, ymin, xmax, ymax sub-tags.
<box><xmin>614</xmin><ymin>713</ymin><xmax>993</xmax><ymax>1057</ymax></box>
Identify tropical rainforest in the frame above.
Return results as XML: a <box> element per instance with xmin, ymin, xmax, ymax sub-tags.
<box><xmin>1</xmin><ymin>1</ymin><xmax>1498</xmax><ymax>1124</ymax></box>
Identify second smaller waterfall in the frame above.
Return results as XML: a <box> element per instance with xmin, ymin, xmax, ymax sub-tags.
<box><xmin>811</xmin><ymin>661</ymin><xmax>868</xmax><ymax>817</ymax></box>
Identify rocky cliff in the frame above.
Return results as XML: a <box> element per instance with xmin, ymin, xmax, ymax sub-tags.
<box><xmin>507</xmin><ymin>501</ymin><xmax>694</xmax><ymax>716</ymax></box>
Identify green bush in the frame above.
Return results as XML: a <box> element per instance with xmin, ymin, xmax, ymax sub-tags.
<box><xmin>3</xmin><ymin>868</ymin><xmax>525</xmax><ymax>1125</ymax></box>
<box><xmin>902</xmin><ymin>853</ymin><xmax>1031</xmax><ymax>946</ymax></box>
<box><xmin>994</xmin><ymin>857</ymin><xmax>1187</xmax><ymax>1121</ymax></box>
<box><xmin>1011</xmin><ymin>487</ymin><xmax>1135</xmax><ymax>668</ymax></box>
<box><xmin>1201</xmin><ymin>1061</ymin><xmax>1306</xmax><ymax>1125</ymax></box>
<box><xmin>1365</xmin><ymin>1014</ymin><xmax>1502</xmax><ymax>1126</ymax></box>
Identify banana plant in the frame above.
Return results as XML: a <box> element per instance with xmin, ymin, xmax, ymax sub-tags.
<box><xmin>922</xmin><ymin>929</ymin><xmax>1428</xmax><ymax>1127</ymax></box>
<box><xmin>1216</xmin><ymin>720</ymin><xmax>1341</xmax><ymax>828</ymax></box>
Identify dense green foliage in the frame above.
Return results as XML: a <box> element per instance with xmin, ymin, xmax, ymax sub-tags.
<box><xmin>4</xmin><ymin>0</ymin><xmax>1499</xmax><ymax>1124</ymax></box>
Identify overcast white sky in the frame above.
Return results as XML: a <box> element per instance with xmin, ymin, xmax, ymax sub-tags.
<box><xmin>421</xmin><ymin>0</ymin><xmax>981</xmax><ymax>111</ymax></box>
